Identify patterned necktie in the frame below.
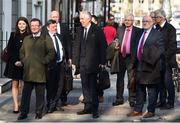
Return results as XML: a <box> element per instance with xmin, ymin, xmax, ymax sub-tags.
<box><xmin>53</xmin><ymin>34</ymin><xmax>61</xmax><ymax>62</ymax></box>
<box><xmin>121</xmin><ymin>28</ymin><xmax>130</xmax><ymax>57</ymax></box>
<box><xmin>137</xmin><ymin>31</ymin><xmax>147</xmax><ymax>60</ymax></box>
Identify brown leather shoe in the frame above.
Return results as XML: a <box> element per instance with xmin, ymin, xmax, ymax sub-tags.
<box><xmin>77</xmin><ymin>110</ymin><xmax>92</xmax><ymax>115</ymax></box>
<box><xmin>127</xmin><ymin>111</ymin><xmax>142</xmax><ymax>117</ymax></box>
<box><xmin>143</xmin><ymin>112</ymin><xmax>155</xmax><ymax>118</ymax></box>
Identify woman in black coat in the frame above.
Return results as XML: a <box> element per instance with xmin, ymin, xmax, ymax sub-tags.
<box><xmin>4</xmin><ymin>17</ymin><xmax>31</xmax><ymax>113</ymax></box>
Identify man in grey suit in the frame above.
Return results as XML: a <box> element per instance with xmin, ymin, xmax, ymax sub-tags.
<box><xmin>113</xmin><ymin>14</ymin><xmax>141</xmax><ymax>107</ymax></box>
<box><xmin>127</xmin><ymin>15</ymin><xmax>164</xmax><ymax>118</ymax></box>
<box><xmin>73</xmin><ymin>11</ymin><xmax>107</xmax><ymax>118</ymax></box>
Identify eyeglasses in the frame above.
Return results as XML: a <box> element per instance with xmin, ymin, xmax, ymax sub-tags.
<box><xmin>142</xmin><ymin>20</ymin><xmax>152</xmax><ymax>23</ymax></box>
<box><xmin>124</xmin><ymin>19</ymin><xmax>133</xmax><ymax>22</ymax></box>
<box><xmin>151</xmin><ymin>16</ymin><xmax>156</xmax><ymax>18</ymax></box>
<box><xmin>155</xmin><ymin>16</ymin><xmax>162</xmax><ymax>18</ymax></box>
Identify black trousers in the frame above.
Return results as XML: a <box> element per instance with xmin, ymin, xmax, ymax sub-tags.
<box><xmin>46</xmin><ymin>62</ymin><xmax>65</xmax><ymax>108</ymax></box>
<box><xmin>20</xmin><ymin>82</ymin><xmax>45</xmax><ymax>115</ymax></box>
<box><xmin>80</xmin><ymin>70</ymin><xmax>99</xmax><ymax>114</ymax></box>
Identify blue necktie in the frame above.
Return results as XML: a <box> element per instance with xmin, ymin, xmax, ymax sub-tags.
<box><xmin>53</xmin><ymin>34</ymin><xmax>60</xmax><ymax>62</ymax></box>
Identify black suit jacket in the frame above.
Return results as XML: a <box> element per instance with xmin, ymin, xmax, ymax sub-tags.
<box><xmin>135</xmin><ymin>28</ymin><xmax>164</xmax><ymax>84</ymax></box>
<box><xmin>158</xmin><ymin>22</ymin><xmax>177</xmax><ymax>68</ymax></box>
<box><xmin>116</xmin><ymin>25</ymin><xmax>141</xmax><ymax>58</ymax></box>
<box><xmin>41</xmin><ymin>22</ymin><xmax>72</xmax><ymax>60</ymax></box>
<box><xmin>73</xmin><ymin>23</ymin><xmax>107</xmax><ymax>73</ymax></box>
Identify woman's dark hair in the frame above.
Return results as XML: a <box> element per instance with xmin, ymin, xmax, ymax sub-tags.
<box><xmin>91</xmin><ymin>15</ymin><xmax>98</xmax><ymax>22</ymax></box>
<box><xmin>15</xmin><ymin>16</ymin><xmax>31</xmax><ymax>35</ymax></box>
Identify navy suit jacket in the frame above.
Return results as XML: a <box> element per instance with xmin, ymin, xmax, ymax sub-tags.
<box><xmin>135</xmin><ymin>28</ymin><xmax>164</xmax><ymax>84</ymax></box>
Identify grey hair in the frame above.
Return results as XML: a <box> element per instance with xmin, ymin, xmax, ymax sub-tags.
<box><xmin>80</xmin><ymin>11</ymin><xmax>92</xmax><ymax>20</ymax></box>
<box><xmin>124</xmin><ymin>13</ymin><xmax>134</xmax><ymax>21</ymax></box>
<box><xmin>154</xmin><ymin>9</ymin><xmax>166</xmax><ymax>18</ymax></box>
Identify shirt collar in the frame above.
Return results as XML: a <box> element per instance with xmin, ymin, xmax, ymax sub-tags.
<box><xmin>126</xmin><ymin>26</ymin><xmax>133</xmax><ymax>31</ymax></box>
<box><xmin>160</xmin><ymin>20</ymin><xmax>166</xmax><ymax>28</ymax></box>
<box><xmin>85</xmin><ymin>23</ymin><xmax>91</xmax><ymax>32</ymax></box>
<box><xmin>33</xmin><ymin>32</ymin><xmax>41</xmax><ymax>37</ymax></box>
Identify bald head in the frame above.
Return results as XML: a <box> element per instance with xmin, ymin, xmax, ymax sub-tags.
<box><xmin>50</xmin><ymin>11</ymin><xmax>60</xmax><ymax>23</ymax></box>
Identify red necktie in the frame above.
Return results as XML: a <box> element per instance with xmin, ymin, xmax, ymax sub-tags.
<box><xmin>137</xmin><ymin>31</ymin><xmax>147</xmax><ymax>60</ymax></box>
<box><xmin>121</xmin><ymin>28</ymin><xmax>130</xmax><ymax>57</ymax></box>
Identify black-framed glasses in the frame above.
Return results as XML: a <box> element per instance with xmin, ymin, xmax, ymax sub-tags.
<box><xmin>124</xmin><ymin>19</ymin><xmax>133</xmax><ymax>21</ymax></box>
<box><xmin>142</xmin><ymin>20</ymin><xmax>152</xmax><ymax>23</ymax></box>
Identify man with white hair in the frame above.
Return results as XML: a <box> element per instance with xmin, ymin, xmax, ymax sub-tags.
<box><xmin>73</xmin><ymin>11</ymin><xmax>107</xmax><ymax>118</ymax></box>
<box><xmin>127</xmin><ymin>15</ymin><xmax>164</xmax><ymax>118</ymax></box>
<box><xmin>113</xmin><ymin>14</ymin><xmax>141</xmax><ymax>107</ymax></box>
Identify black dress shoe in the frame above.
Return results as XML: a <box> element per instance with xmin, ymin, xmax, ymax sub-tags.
<box><xmin>13</xmin><ymin>110</ymin><xmax>19</xmax><ymax>114</ymax></box>
<box><xmin>35</xmin><ymin>113</ymin><xmax>42</xmax><ymax>119</ymax></box>
<box><xmin>160</xmin><ymin>104</ymin><xmax>174</xmax><ymax>110</ymax></box>
<box><xmin>156</xmin><ymin>102</ymin><xmax>166</xmax><ymax>108</ymax></box>
<box><xmin>92</xmin><ymin>113</ymin><xmax>99</xmax><ymax>118</ymax></box>
<box><xmin>47</xmin><ymin>107</ymin><xmax>56</xmax><ymax>113</ymax></box>
<box><xmin>17</xmin><ymin>113</ymin><xmax>27</xmax><ymax>120</ymax></box>
<box><xmin>129</xmin><ymin>102</ymin><xmax>135</xmax><ymax>107</ymax></box>
<box><xmin>61</xmin><ymin>102</ymin><xmax>68</xmax><ymax>106</ymax></box>
<box><xmin>112</xmin><ymin>100</ymin><xmax>124</xmax><ymax>106</ymax></box>
<box><xmin>77</xmin><ymin>110</ymin><xmax>91</xmax><ymax>115</ymax></box>
<box><xmin>55</xmin><ymin>107</ymin><xmax>64</xmax><ymax>111</ymax></box>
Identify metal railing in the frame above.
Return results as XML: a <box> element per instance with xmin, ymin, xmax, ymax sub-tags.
<box><xmin>0</xmin><ymin>31</ymin><xmax>9</xmax><ymax>78</ymax></box>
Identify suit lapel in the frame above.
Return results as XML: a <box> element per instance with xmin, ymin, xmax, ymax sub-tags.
<box><xmin>143</xmin><ymin>28</ymin><xmax>154</xmax><ymax>46</ymax></box>
<box><xmin>86</xmin><ymin>24</ymin><xmax>93</xmax><ymax>43</ymax></box>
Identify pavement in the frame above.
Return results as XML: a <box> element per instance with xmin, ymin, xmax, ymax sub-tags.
<box><xmin>0</xmin><ymin>74</ymin><xmax>180</xmax><ymax>122</ymax></box>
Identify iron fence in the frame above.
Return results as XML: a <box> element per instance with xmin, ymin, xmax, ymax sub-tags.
<box><xmin>0</xmin><ymin>31</ymin><xmax>9</xmax><ymax>78</ymax></box>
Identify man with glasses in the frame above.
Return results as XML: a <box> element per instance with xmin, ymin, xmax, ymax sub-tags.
<box><xmin>113</xmin><ymin>14</ymin><xmax>140</xmax><ymax>107</ymax></box>
<box><xmin>150</xmin><ymin>11</ymin><xmax>160</xmax><ymax>29</ymax></box>
<box><xmin>127</xmin><ymin>15</ymin><xmax>164</xmax><ymax>118</ymax></box>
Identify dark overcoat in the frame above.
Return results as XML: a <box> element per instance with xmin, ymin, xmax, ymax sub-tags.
<box><xmin>73</xmin><ymin>23</ymin><xmax>107</xmax><ymax>73</ymax></box>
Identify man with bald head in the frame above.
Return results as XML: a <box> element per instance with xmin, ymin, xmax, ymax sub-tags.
<box><xmin>73</xmin><ymin>11</ymin><xmax>107</xmax><ymax>118</ymax></box>
<box><xmin>127</xmin><ymin>15</ymin><xmax>164</xmax><ymax>118</ymax></box>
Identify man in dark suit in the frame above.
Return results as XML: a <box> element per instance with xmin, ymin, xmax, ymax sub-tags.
<box><xmin>154</xmin><ymin>9</ymin><xmax>177</xmax><ymax>109</ymax></box>
<box><xmin>46</xmin><ymin>19</ymin><xmax>71</xmax><ymax>113</ymax></box>
<box><xmin>127</xmin><ymin>15</ymin><xmax>164</xmax><ymax>118</ymax></box>
<box><xmin>113</xmin><ymin>14</ymin><xmax>141</xmax><ymax>107</ymax></box>
<box><xmin>42</xmin><ymin>10</ymin><xmax>72</xmax><ymax>107</ymax></box>
<box><xmin>73</xmin><ymin>11</ymin><xmax>107</xmax><ymax>118</ymax></box>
